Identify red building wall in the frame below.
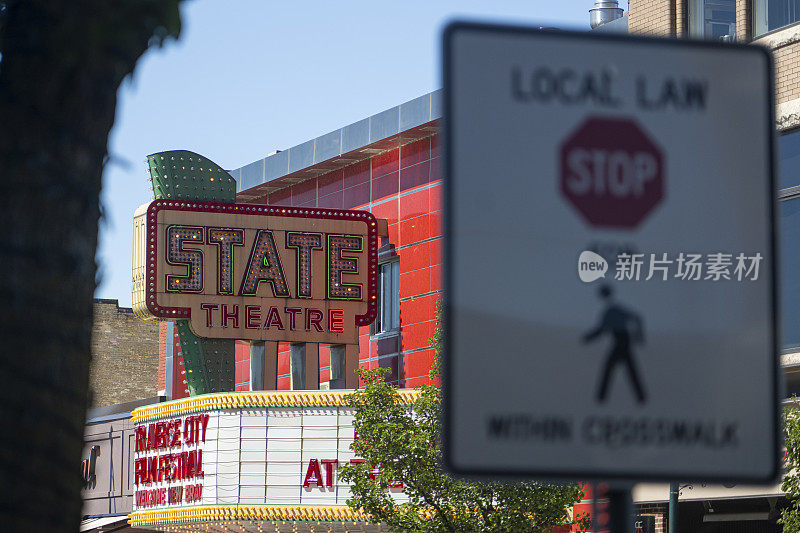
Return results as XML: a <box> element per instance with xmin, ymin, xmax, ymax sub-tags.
<box><xmin>230</xmin><ymin>131</ymin><xmax>442</xmax><ymax>390</ymax></box>
<box><xmin>171</xmin><ymin>329</ymin><xmax>190</xmax><ymax>400</ymax></box>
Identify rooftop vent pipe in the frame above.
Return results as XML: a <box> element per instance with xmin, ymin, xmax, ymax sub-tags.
<box><xmin>590</xmin><ymin>0</ymin><xmax>624</xmax><ymax>29</ymax></box>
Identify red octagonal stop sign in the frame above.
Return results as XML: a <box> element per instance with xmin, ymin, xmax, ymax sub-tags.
<box><xmin>560</xmin><ymin>116</ymin><xmax>664</xmax><ymax>229</ymax></box>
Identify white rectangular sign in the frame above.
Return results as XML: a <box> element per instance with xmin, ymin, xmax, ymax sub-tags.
<box><xmin>443</xmin><ymin>23</ymin><xmax>779</xmax><ymax>482</ymax></box>
<box><xmin>132</xmin><ymin>406</ymin><xmax>409</xmax><ymax>510</ymax></box>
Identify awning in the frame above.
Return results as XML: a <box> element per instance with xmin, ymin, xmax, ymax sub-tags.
<box><xmin>79</xmin><ymin>515</ymin><xmax>128</xmax><ymax>532</ymax></box>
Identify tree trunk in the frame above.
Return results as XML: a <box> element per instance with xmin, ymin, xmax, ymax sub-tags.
<box><xmin>0</xmin><ymin>1</ymin><xmax>181</xmax><ymax>530</ymax></box>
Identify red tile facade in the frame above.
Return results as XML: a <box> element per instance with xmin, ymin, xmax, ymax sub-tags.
<box><xmin>171</xmin><ymin>327</ymin><xmax>189</xmax><ymax>400</ymax></box>
<box><xmin>231</xmin><ymin>130</ymin><xmax>442</xmax><ymax>390</ymax></box>
<box><xmin>234</xmin><ymin>341</ymin><xmax>250</xmax><ymax>391</ymax></box>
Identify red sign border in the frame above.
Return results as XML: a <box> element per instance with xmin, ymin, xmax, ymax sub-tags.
<box><xmin>144</xmin><ymin>200</ymin><xmax>379</xmax><ymax>326</ymax></box>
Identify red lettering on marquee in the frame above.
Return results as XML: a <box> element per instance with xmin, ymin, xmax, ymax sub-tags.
<box><xmin>199</xmin><ymin>414</ymin><xmax>209</xmax><ymax>442</ymax></box>
<box><xmin>302</xmin><ymin>457</ymin><xmax>402</xmax><ymax>489</ymax></box>
<box><xmin>182</xmin><ymin>414</ymin><xmax>208</xmax><ymax>445</ymax></box>
<box><xmin>285</xmin><ymin>307</ymin><xmax>301</xmax><ymax>330</ymax></box>
<box><xmin>195</xmin><ymin>304</ymin><xmax>348</xmax><ymax>334</ymax></box>
<box><xmin>134</xmin><ymin>458</ymin><xmax>147</xmax><ymax>485</ymax></box>
<box><xmin>184</xmin><ymin>417</ymin><xmax>195</xmax><ymax>444</ymax></box>
<box><xmin>201</xmin><ymin>303</ymin><xmax>218</xmax><ymax>327</ymax></box>
<box><xmin>187</xmin><ymin>450</ymin><xmax>196</xmax><ymax>479</ymax></box>
<box><xmin>148</xmin><ymin>423</ymin><xmax>157</xmax><ymax>449</ymax></box>
<box><xmin>320</xmin><ymin>459</ymin><xmax>338</xmax><ymax>487</ymax></box>
<box><xmin>135</xmin><ymin>451</ymin><xmax>207</xmax><ymax>488</ymax></box>
<box><xmin>135</xmin><ymin>426</ymin><xmax>147</xmax><ymax>452</ymax></box>
<box><xmin>185</xmin><ymin>483</ymin><xmax>203</xmax><ymax>503</ymax></box>
<box><xmin>221</xmin><ymin>304</ymin><xmax>239</xmax><ymax>328</ymax></box>
<box><xmin>168</xmin><ymin>485</ymin><xmax>183</xmax><ymax>504</ymax></box>
<box><xmin>176</xmin><ymin>452</ymin><xmax>185</xmax><ymax>480</ymax></box>
<box><xmin>169</xmin><ymin>420</ymin><xmax>181</xmax><ymax>448</ymax></box>
<box><xmin>133</xmin><ymin>414</ymin><xmax>210</xmax><ymax>491</ymax></box>
<box><xmin>146</xmin><ymin>456</ymin><xmax>157</xmax><ymax>483</ymax></box>
<box><xmin>305</xmin><ymin>308</ymin><xmax>324</xmax><ymax>332</ymax></box>
<box><xmin>263</xmin><ymin>306</ymin><xmax>284</xmax><ymax>330</ymax></box>
<box><xmin>303</xmin><ymin>459</ymin><xmax>324</xmax><ymax>487</ymax></box>
<box><xmin>135</xmin><ymin>487</ymin><xmax>167</xmax><ymax>508</ymax></box>
<box><xmin>245</xmin><ymin>305</ymin><xmax>261</xmax><ymax>329</ymax></box>
<box><xmin>329</xmin><ymin>309</ymin><xmax>344</xmax><ymax>333</ymax></box>
<box><xmin>136</xmin><ymin>484</ymin><xmax>203</xmax><ymax>508</ymax></box>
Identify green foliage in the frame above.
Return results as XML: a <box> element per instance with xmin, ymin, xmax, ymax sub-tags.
<box><xmin>429</xmin><ymin>299</ymin><xmax>443</xmax><ymax>380</ymax></box>
<box><xmin>340</xmin><ymin>303</ymin><xmax>588</xmax><ymax>532</ymax></box>
<box><xmin>781</xmin><ymin>404</ymin><xmax>800</xmax><ymax>531</ymax></box>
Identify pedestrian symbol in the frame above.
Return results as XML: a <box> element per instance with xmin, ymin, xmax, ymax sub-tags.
<box><xmin>583</xmin><ymin>285</ymin><xmax>647</xmax><ymax>404</ymax></box>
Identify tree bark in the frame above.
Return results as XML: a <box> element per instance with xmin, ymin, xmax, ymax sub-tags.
<box><xmin>0</xmin><ymin>1</ymin><xmax>181</xmax><ymax>530</ymax></box>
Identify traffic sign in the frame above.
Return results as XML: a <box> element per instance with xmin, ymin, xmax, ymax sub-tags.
<box><xmin>560</xmin><ymin>116</ymin><xmax>664</xmax><ymax>228</ymax></box>
<box><xmin>443</xmin><ymin>23</ymin><xmax>778</xmax><ymax>482</ymax></box>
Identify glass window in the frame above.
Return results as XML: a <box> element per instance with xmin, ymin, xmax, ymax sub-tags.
<box><xmin>782</xmin><ymin>198</ymin><xmax>800</xmax><ymax>350</ymax></box>
<box><xmin>330</xmin><ymin>345</ymin><xmax>346</xmax><ymax>381</ymax></box>
<box><xmin>290</xmin><ymin>343</ymin><xmax>305</xmax><ymax>390</ymax></box>
<box><xmin>781</xmin><ymin>129</ymin><xmax>800</xmax><ymax>190</ymax></box>
<box><xmin>689</xmin><ymin>0</ymin><xmax>737</xmax><ymax>40</ymax></box>
<box><xmin>755</xmin><ymin>0</ymin><xmax>800</xmax><ymax>36</ymax></box>
<box><xmin>371</xmin><ymin>261</ymin><xmax>400</xmax><ymax>335</ymax></box>
<box><xmin>786</xmin><ymin>368</ymin><xmax>800</xmax><ymax>397</ymax></box>
<box><xmin>781</xmin><ymin>129</ymin><xmax>800</xmax><ymax>351</ymax></box>
<box><xmin>250</xmin><ymin>342</ymin><xmax>265</xmax><ymax>391</ymax></box>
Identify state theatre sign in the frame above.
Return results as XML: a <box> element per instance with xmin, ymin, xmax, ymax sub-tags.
<box><xmin>132</xmin><ymin>201</ymin><xmax>379</xmax><ymax>344</ymax></box>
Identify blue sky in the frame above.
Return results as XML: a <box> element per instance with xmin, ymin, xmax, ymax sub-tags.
<box><xmin>97</xmin><ymin>0</ymin><xmax>610</xmax><ymax>306</ymax></box>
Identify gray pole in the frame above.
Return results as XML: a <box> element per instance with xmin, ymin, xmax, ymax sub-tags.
<box><xmin>668</xmin><ymin>482</ymin><xmax>679</xmax><ymax>533</ymax></box>
<box><xmin>608</xmin><ymin>488</ymin><xmax>633</xmax><ymax>532</ymax></box>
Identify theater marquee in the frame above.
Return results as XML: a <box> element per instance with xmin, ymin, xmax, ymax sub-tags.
<box><xmin>128</xmin><ymin>391</ymin><xmax>419</xmax><ymax>529</ymax></box>
<box><xmin>132</xmin><ymin>201</ymin><xmax>378</xmax><ymax>344</ymax></box>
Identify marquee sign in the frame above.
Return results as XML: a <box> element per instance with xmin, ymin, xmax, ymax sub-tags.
<box><xmin>129</xmin><ymin>391</ymin><xmax>418</xmax><ymax>521</ymax></box>
<box><xmin>134</xmin><ymin>414</ymin><xmax>208</xmax><ymax>508</ymax></box>
<box><xmin>132</xmin><ymin>200</ymin><xmax>379</xmax><ymax>344</ymax></box>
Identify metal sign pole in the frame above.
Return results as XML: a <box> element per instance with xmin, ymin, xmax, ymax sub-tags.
<box><xmin>668</xmin><ymin>482</ymin><xmax>679</xmax><ymax>533</ymax></box>
<box><xmin>608</xmin><ymin>488</ymin><xmax>633</xmax><ymax>533</ymax></box>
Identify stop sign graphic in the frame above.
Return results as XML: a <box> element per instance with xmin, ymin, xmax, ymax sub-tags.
<box><xmin>560</xmin><ymin>116</ymin><xmax>664</xmax><ymax>228</ymax></box>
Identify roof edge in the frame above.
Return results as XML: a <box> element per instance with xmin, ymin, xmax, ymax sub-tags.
<box><xmin>234</xmin><ymin>89</ymin><xmax>442</xmax><ymax>196</ymax></box>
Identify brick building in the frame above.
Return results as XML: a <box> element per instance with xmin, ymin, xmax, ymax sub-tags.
<box><xmin>90</xmin><ymin>299</ymin><xmax>159</xmax><ymax>407</ymax></box>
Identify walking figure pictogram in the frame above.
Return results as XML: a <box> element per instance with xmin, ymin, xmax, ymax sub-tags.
<box><xmin>583</xmin><ymin>284</ymin><xmax>647</xmax><ymax>404</ymax></box>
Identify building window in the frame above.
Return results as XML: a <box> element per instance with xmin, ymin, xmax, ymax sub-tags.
<box><xmin>290</xmin><ymin>343</ymin><xmax>305</xmax><ymax>390</ymax></box>
<box><xmin>371</xmin><ymin>261</ymin><xmax>400</xmax><ymax>336</ymax></box>
<box><xmin>689</xmin><ymin>0</ymin><xmax>737</xmax><ymax>40</ymax></box>
<box><xmin>755</xmin><ymin>0</ymin><xmax>800</xmax><ymax>36</ymax></box>
<box><xmin>250</xmin><ymin>342</ymin><xmax>265</xmax><ymax>391</ymax></box>
<box><xmin>781</xmin><ymin>129</ymin><xmax>800</xmax><ymax>351</ymax></box>
<box><xmin>782</xmin><ymin>198</ymin><xmax>800</xmax><ymax>350</ymax></box>
<box><xmin>781</xmin><ymin>131</ymin><xmax>800</xmax><ymax>191</ymax></box>
<box><xmin>329</xmin><ymin>344</ymin><xmax>346</xmax><ymax>389</ymax></box>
